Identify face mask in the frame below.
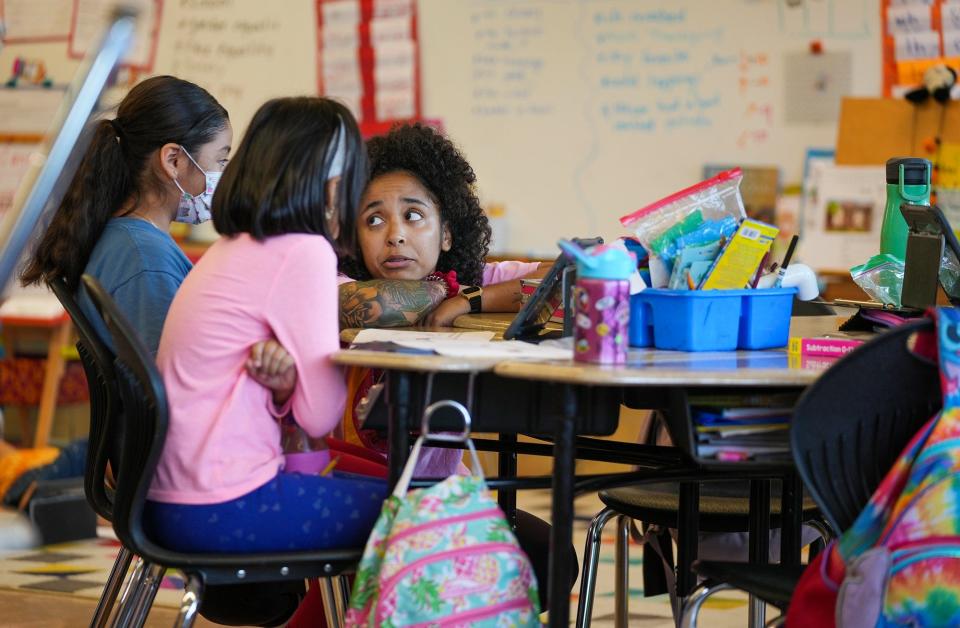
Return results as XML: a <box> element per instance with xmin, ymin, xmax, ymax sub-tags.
<box><xmin>173</xmin><ymin>146</ymin><xmax>221</xmax><ymax>225</ymax></box>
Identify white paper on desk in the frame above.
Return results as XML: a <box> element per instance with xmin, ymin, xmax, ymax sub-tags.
<box><xmin>351</xmin><ymin>329</ymin><xmax>495</xmax><ymax>344</ymax></box>
<box><xmin>394</xmin><ymin>339</ymin><xmax>571</xmax><ymax>361</ymax></box>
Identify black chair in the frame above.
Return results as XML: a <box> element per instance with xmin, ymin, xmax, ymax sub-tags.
<box><xmin>576</xmin><ymin>475</ymin><xmax>822</xmax><ymax>627</ymax></box>
<box><xmin>82</xmin><ymin>274</ymin><xmax>362</xmax><ymax>627</ymax></box>
<box><xmin>48</xmin><ymin>276</ymin><xmax>133</xmax><ymax>628</ymax></box>
<box><xmin>681</xmin><ymin>318</ymin><xmax>942</xmax><ymax>626</ymax></box>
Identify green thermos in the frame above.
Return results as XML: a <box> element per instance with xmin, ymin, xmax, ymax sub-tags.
<box><xmin>880</xmin><ymin>157</ymin><xmax>931</xmax><ymax>260</ymax></box>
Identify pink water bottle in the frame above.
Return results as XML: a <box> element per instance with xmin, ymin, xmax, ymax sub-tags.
<box><xmin>559</xmin><ymin>240</ymin><xmax>635</xmax><ymax>364</ymax></box>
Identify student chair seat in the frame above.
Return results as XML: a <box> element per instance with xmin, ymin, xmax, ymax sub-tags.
<box><xmin>681</xmin><ymin>317</ymin><xmax>942</xmax><ymax>626</ymax></box>
<box><xmin>48</xmin><ymin>276</ymin><xmax>132</xmax><ymax>628</ymax></box>
<box><xmin>81</xmin><ymin>274</ymin><xmax>363</xmax><ymax>628</ymax></box>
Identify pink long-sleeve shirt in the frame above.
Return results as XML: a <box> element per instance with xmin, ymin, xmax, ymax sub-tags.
<box><xmin>149</xmin><ymin>233</ymin><xmax>346</xmax><ymax>505</ymax></box>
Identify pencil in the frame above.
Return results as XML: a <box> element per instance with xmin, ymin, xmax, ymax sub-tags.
<box><xmin>320</xmin><ymin>455</ymin><xmax>340</xmax><ymax>477</ymax></box>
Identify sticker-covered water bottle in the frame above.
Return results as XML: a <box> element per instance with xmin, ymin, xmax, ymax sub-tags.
<box><xmin>559</xmin><ymin>240</ymin><xmax>635</xmax><ymax>364</ymax></box>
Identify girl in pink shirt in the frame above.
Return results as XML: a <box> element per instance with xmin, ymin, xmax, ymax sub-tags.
<box><xmin>144</xmin><ymin>97</ymin><xmax>386</xmax><ymax>554</ymax></box>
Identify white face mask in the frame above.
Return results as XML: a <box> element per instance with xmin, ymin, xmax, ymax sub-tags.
<box><xmin>173</xmin><ymin>145</ymin><xmax>220</xmax><ymax>225</ymax></box>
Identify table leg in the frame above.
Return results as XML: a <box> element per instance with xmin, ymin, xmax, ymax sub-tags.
<box><xmin>547</xmin><ymin>385</ymin><xmax>576</xmax><ymax>627</ymax></box>
<box><xmin>498</xmin><ymin>433</ymin><xmax>518</xmax><ymax>529</ymax></box>
<box><xmin>675</xmin><ymin>481</ymin><xmax>700</xmax><ymax>613</ymax></box>
<box><xmin>780</xmin><ymin>471</ymin><xmax>803</xmax><ymax>566</ymax></box>
<box><xmin>748</xmin><ymin>479</ymin><xmax>771</xmax><ymax>628</ymax></box>
<box><xmin>34</xmin><ymin>320</ymin><xmax>71</xmax><ymax>448</ymax></box>
<box><xmin>386</xmin><ymin>371</ymin><xmax>412</xmax><ymax>489</ymax></box>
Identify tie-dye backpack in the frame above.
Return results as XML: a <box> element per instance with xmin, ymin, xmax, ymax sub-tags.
<box><xmin>789</xmin><ymin>307</ymin><xmax>959</xmax><ymax>627</ymax></box>
<box><xmin>346</xmin><ymin>400</ymin><xmax>541</xmax><ymax>627</ymax></box>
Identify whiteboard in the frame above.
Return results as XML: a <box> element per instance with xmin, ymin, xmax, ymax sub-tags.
<box><xmin>419</xmin><ymin>0</ymin><xmax>882</xmax><ymax>255</ymax></box>
<box><xmin>0</xmin><ymin>0</ymin><xmax>884</xmax><ymax>256</ymax></box>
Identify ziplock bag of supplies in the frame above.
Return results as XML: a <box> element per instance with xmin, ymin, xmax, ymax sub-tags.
<box><xmin>620</xmin><ymin>168</ymin><xmax>747</xmax><ymax>263</ymax></box>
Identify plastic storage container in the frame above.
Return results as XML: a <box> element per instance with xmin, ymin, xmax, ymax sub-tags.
<box><xmin>629</xmin><ymin>288</ymin><xmax>796</xmax><ymax>351</ymax></box>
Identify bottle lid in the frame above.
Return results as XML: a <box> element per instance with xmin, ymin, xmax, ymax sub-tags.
<box><xmin>559</xmin><ymin>239</ymin><xmax>637</xmax><ymax>280</ymax></box>
<box><xmin>885</xmin><ymin>157</ymin><xmax>931</xmax><ymax>185</ymax></box>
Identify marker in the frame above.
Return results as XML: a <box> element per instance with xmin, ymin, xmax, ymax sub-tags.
<box><xmin>774</xmin><ymin>235</ymin><xmax>799</xmax><ymax>288</ymax></box>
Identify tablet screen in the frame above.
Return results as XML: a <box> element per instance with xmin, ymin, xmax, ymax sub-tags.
<box><xmin>503</xmin><ymin>236</ymin><xmax>602</xmax><ymax>341</ymax></box>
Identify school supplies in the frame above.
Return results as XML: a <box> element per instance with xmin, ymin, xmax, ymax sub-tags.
<box><xmin>347</xmin><ymin>400</ymin><xmax>540</xmax><ymax>626</ymax></box>
<box><xmin>787</xmin><ymin>335</ymin><xmax>865</xmax><ymax>358</ymax></box>
<box><xmin>693</xmin><ymin>406</ymin><xmax>792</xmax><ymax>461</ymax></box>
<box><xmin>621</xmin><ymin>169</ymin><xmax>746</xmax><ymax>288</ymax></box>
<box><xmin>700</xmin><ymin>219</ymin><xmax>780</xmax><ymax>290</ymax></box>
<box><xmin>774</xmin><ymin>234</ymin><xmax>799</xmax><ymax>288</ymax></box>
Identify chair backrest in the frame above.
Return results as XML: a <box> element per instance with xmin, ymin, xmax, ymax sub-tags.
<box><xmin>81</xmin><ymin>274</ymin><xmax>168</xmax><ymax>557</ymax></box>
<box><xmin>791</xmin><ymin>318</ymin><xmax>941</xmax><ymax>534</ymax></box>
<box><xmin>48</xmin><ymin>276</ymin><xmax>119</xmax><ymax>520</ymax></box>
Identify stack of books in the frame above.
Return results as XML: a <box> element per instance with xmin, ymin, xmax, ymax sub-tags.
<box><xmin>693</xmin><ymin>406</ymin><xmax>793</xmax><ymax>461</ymax></box>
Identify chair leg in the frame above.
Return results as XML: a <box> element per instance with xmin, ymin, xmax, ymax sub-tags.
<box><xmin>806</xmin><ymin>517</ymin><xmax>835</xmax><ymax>545</ymax></box>
<box><xmin>748</xmin><ymin>594</ymin><xmax>766</xmax><ymax>628</ymax></box>
<box><xmin>129</xmin><ymin>564</ymin><xmax>166</xmax><ymax>628</ymax></box>
<box><xmin>174</xmin><ymin>574</ymin><xmax>204</xmax><ymax>628</ymax></box>
<box><xmin>91</xmin><ymin>547</ymin><xmax>134</xmax><ymax>628</ymax></box>
<box><xmin>319</xmin><ymin>577</ymin><xmax>344</xmax><ymax>628</ymax></box>
<box><xmin>574</xmin><ymin>507</ymin><xmax>617</xmax><ymax>628</ymax></box>
<box><xmin>111</xmin><ymin>558</ymin><xmax>148</xmax><ymax>628</ymax></box>
<box><xmin>614</xmin><ymin>515</ymin><xmax>630</xmax><ymax>628</ymax></box>
<box><xmin>334</xmin><ymin>575</ymin><xmax>351</xmax><ymax>617</ymax></box>
<box><xmin>679</xmin><ymin>581</ymin><xmax>733</xmax><ymax>628</ymax></box>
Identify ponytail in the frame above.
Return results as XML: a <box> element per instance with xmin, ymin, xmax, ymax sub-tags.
<box><xmin>21</xmin><ymin>119</ymin><xmax>132</xmax><ymax>289</ymax></box>
<box><xmin>20</xmin><ymin>75</ymin><xmax>228</xmax><ymax>290</ymax></box>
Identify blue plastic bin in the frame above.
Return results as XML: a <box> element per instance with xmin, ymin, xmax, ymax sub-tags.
<box><xmin>738</xmin><ymin>288</ymin><xmax>797</xmax><ymax>349</ymax></box>
<box><xmin>629</xmin><ymin>288</ymin><xmax>796</xmax><ymax>351</ymax></box>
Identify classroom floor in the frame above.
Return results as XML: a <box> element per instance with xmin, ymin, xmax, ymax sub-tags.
<box><xmin>0</xmin><ymin>489</ymin><xmax>768</xmax><ymax>627</ymax></box>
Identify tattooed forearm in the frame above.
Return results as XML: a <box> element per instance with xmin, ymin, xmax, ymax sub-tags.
<box><xmin>339</xmin><ymin>280</ymin><xmax>447</xmax><ymax>329</ymax></box>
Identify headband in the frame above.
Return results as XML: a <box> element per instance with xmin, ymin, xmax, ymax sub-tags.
<box><xmin>327</xmin><ymin>119</ymin><xmax>348</xmax><ymax>180</ymax></box>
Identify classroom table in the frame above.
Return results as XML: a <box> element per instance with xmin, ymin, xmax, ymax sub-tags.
<box><xmin>451</xmin><ymin>312</ymin><xmax>563</xmax><ymax>338</ymax></box>
<box><xmin>332</xmin><ymin>316</ymin><xmax>845</xmax><ymax>626</ymax></box>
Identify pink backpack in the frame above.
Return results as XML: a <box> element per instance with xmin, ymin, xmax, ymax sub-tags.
<box><xmin>347</xmin><ymin>400</ymin><xmax>541</xmax><ymax>626</ymax></box>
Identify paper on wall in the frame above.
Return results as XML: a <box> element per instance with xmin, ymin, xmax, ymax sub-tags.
<box><xmin>799</xmin><ymin>165</ymin><xmax>886</xmax><ymax>272</ymax></box>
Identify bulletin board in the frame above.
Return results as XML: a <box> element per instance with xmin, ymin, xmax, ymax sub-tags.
<box><xmin>0</xmin><ymin>0</ymin><xmax>884</xmax><ymax>257</ymax></box>
<box><xmin>882</xmin><ymin>0</ymin><xmax>960</xmax><ymax>96</ymax></box>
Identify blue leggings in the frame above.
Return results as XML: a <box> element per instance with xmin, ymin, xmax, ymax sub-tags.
<box><xmin>144</xmin><ymin>472</ymin><xmax>387</xmax><ymax>553</ymax></box>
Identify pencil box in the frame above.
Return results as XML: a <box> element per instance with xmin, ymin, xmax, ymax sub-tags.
<box><xmin>629</xmin><ymin>288</ymin><xmax>797</xmax><ymax>351</ymax></box>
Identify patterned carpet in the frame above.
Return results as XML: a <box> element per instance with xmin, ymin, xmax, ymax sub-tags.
<box><xmin>0</xmin><ymin>491</ymin><xmax>765</xmax><ymax>625</ymax></box>
<box><xmin>0</xmin><ymin>534</ymin><xmax>191</xmax><ymax>609</ymax></box>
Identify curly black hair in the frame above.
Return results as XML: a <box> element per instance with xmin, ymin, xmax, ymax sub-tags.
<box><xmin>339</xmin><ymin>123</ymin><xmax>492</xmax><ymax>286</ymax></box>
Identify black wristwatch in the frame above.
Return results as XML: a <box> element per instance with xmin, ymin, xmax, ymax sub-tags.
<box><xmin>461</xmin><ymin>285</ymin><xmax>483</xmax><ymax>313</ymax></box>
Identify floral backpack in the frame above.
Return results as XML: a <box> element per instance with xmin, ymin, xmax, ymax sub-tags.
<box><xmin>346</xmin><ymin>399</ymin><xmax>541</xmax><ymax>627</ymax></box>
<box><xmin>788</xmin><ymin>307</ymin><xmax>959</xmax><ymax>627</ymax></box>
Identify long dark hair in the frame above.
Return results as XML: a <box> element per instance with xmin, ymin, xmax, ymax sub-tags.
<box><xmin>213</xmin><ymin>97</ymin><xmax>366</xmax><ymax>252</ymax></box>
<box><xmin>340</xmin><ymin>123</ymin><xmax>491</xmax><ymax>286</ymax></box>
<box><xmin>21</xmin><ymin>75</ymin><xmax>228</xmax><ymax>289</ymax></box>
